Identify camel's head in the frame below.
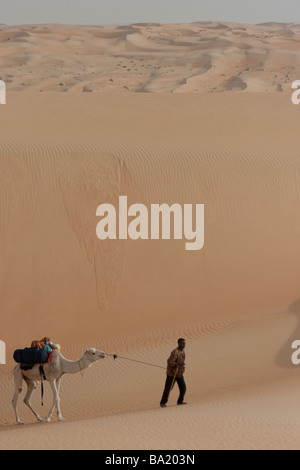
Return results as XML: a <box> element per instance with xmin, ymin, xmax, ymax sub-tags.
<box><xmin>85</xmin><ymin>348</ymin><xmax>106</xmax><ymax>362</ymax></box>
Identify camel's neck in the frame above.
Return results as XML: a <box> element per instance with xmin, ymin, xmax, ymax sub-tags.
<box><xmin>59</xmin><ymin>352</ymin><xmax>92</xmax><ymax>375</ymax></box>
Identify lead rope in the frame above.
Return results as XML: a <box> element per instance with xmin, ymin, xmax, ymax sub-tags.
<box><xmin>106</xmin><ymin>353</ymin><xmax>165</xmax><ymax>370</ymax></box>
<box><xmin>78</xmin><ymin>359</ymin><xmax>85</xmax><ymax>378</ymax></box>
<box><xmin>39</xmin><ymin>365</ymin><xmax>46</xmax><ymax>406</ymax></box>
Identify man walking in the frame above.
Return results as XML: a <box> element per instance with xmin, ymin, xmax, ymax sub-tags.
<box><xmin>160</xmin><ymin>338</ymin><xmax>187</xmax><ymax>407</ymax></box>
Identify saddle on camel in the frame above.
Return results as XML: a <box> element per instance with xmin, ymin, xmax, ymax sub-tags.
<box><xmin>13</xmin><ymin>337</ymin><xmax>60</xmax><ymax>370</ymax></box>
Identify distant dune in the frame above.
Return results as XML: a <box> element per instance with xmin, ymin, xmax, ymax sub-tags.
<box><xmin>0</xmin><ymin>22</ymin><xmax>299</xmax><ymax>93</ymax></box>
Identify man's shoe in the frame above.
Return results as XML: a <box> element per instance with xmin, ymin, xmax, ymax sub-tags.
<box><xmin>177</xmin><ymin>401</ymin><xmax>187</xmax><ymax>405</ymax></box>
<box><xmin>160</xmin><ymin>403</ymin><xmax>167</xmax><ymax>408</ymax></box>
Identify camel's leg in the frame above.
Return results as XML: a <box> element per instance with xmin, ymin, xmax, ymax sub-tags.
<box><xmin>12</xmin><ymin>366</ymin><xmax>23</xmax><ymax>425</ymax></box>
<box><xmin>46</xmin><ymin>378</ymin><xmax>63</xmax><ymax>422</ymax></box>
<box><xmin>23</xmin><ymin>380</ymin><xmax>43</xmax><ymax>422</ymax></box>
<box><xmin>45</xmin><ymin>381</ymin><xmax>57</xmax><ymax>422</ymax></box>
<box><xmin>12</xmin><ymin>388</ymin><xmax>22</xmax><ymax>425</ymax></box>
<box><xmin>55</xmin><ymin>377</ymin><xmax>63</xmax><ymax>422</ymax></box>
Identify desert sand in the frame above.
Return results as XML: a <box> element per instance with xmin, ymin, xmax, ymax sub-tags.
<box><xmin>1</xmin><ymin>22</ymin><xmax>300</xmax><ymax>450</ymax></box>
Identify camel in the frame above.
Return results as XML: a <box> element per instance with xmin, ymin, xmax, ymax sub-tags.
<box><xmin>12</xmin><ymin>348</ymin><xmax>105</xmax><ymax>424</ymax></box>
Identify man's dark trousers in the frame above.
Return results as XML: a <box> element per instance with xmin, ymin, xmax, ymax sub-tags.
<box><xmin>160</xmin><ymin>375</ymin><xmax>186</xmax><ymax>405</ymax></box>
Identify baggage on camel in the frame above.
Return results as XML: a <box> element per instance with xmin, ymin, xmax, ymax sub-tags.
<box><xmin>13</xmin><ymin>347</ymin><xmax>49</xmax><ymax>367</ymax></box>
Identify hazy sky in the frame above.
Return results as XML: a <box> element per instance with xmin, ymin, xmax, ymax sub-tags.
<box><xmin>1</xmin><ymin>0</ymin><xmax>299</xmax><ymax>26</ymax></box>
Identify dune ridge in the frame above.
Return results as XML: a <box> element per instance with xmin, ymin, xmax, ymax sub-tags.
<box><xmin>0</xmin><ymin>22</ymin><xmax>299</xmax><ymax>93</ymax></box>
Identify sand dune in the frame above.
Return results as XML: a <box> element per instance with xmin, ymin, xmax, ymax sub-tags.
<box><xmin>0</xmin><ymin>22</ymin><xmax>300</xmax><ymax>93</ymax></box>
<box><xmin>1</xmin><ymin>306</ymin><xmax>300</xmax><ymax>449</ymax></box>
<box><xmin>0</xmin><ymin>92</ymin><xmax>299</xmax><ymax>341</ymax></box>
<box><xmin>0</xmin><ymin>22</ymin><xmax>300</xmax><ymax>449</ymax></box>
